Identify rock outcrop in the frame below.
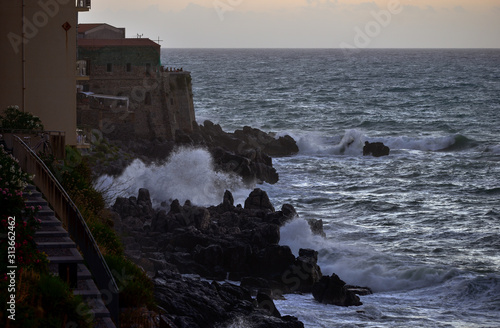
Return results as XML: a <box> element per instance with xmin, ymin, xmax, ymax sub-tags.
<box><xmin>312</xmin><ymin>274</ymin><xmax>372</xmax><ymax>306</ymax></box>
<box><xmin>155</xmin><ymin>269</ymin><xmax>304</xmax><ymax>328</ymax></box>
<box><xmin>363</xmin><ymin>141</ymin><xmax>390</xmax><ymax>157</ymax></box>
<box><xmin>88</xmin><ymin>121</ymin><xmax>298</xmax><ymax>185</ymax></box>
<box><xmin>111</xmin><ymin>188</ymin><xmax>370</xmax><ymax>326</ymax></box>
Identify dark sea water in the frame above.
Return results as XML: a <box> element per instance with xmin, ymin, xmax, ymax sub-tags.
<box><xmin>109</xmin><ymin>49</ymin><xmax>500</xmax><ymax>327</ymax></box>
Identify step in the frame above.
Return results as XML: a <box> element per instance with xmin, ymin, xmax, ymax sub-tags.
<box><xmin>85</xmin><ymin>297</ymin><xmax>111</xmax><ymax>319</ymax></box>
<box><xmin>47</xmin><ymin>247</ymin><xmax>84</xmax><ymax>264</ymax></box>
<box><xmin>37</xmin><ymin>208</ymin><xmax>56</xmax><ymax>217</ymax></box>
<box><xmin>26</xmin><ymin>190</ymin><xmax>43</xmax><ymax>198</ymax></box>
<box><xmin>48</xmin><ymin>256</ymin><xmax>84</xmax><ymax>264</ymax></box>
<box><xmin>25</xmin><ymin>198</ymin><xmax>48</xmax><ymax>207</ymax></box>
<box><xmin>39</xmin><ymin>216</ymin><xmax>61</xmax><ymax>227</ymax></box>
<box><xmin>37</xmin><ymin>241</ymin><xmax>76</xmax><ymax>249</ymax></box>
<box><xmin>36</xmin><ymin>236</ymin><xmax>74</xmax><ymax>243</ymax></box>
<box><xmin>47</xmin><ymin>263</ymin><xmax>92</xmax><ymax>280</ymax></box>
<box><xmin>74</xmin><ymin>280</ymin><xmax>103</xmax><ymax>298</ymax></box>
<box><xmin>77</xmin><ymin>263</ymin><xmax>92</xmax><ymax>280</ymax></box>
<box><xmin>35</xmin><ymin>230</ymin><xmax>69</xmax><ymax>238</ymax></box>
<box><xmin>94</xmin><ymin>317</ymin><xmax>116</xmax><ymax>328</ymax></box>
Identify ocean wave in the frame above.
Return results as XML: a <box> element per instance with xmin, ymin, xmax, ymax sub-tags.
<box><xmin>94</xmin><ymin>147</ymin><xmax>250</xmax><ymax>207</ymax></box>
<box><xmin>487</xmin><ymin>144</ymin><xmax>500</xmax><ymax>154</ymax></box>
<box><xmin>288</xmin><ymin>129</ymin><xmax>474</xmax><ymax>156</ymax></box>
<box><xmin>279</xmin><ymin>217</ymin><xmax>460</xmax><ymax>293</ymax></box>
<box><xmin>446</xmin><ymin>274</ymin><xmax>500</xmax><ymax>312</ymax></box>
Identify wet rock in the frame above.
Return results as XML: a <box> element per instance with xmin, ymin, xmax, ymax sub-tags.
<box><xmin>244</xmin><ymin>188</ymin><xmax>275</xmax><ymax>212</ymax></box>
<box><xmin>312</xmin><ymin>274</ymin><xmax>363</xmax><ymax>306</ymax></box>
<box><xmin>363</xmin><ymin>141</ymin><xmax>390</xmax><ymax>157</ymax></box>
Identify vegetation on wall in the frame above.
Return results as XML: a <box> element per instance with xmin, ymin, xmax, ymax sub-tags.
<box><xmin>45</xmin><ymin>145</ymin><xmax>156</xmax><ymax>312</ymax></box>
<box><xmin>0</xmin><ymin>142</ymin><xmax>91</xmax><ymax>327</ymax></box>
<box><xmin>1</xmin><ymin>108</ymin><xmax>155</xmax><ymax>326</ymax></box>
<box><xmin>0</xmin><ymin>106</ymin><xmax>44</xmax><ymax>131</ymax></box>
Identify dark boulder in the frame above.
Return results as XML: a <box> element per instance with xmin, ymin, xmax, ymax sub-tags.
<box><xmin>281</xmin><ymin>248</ymin><xmax>322</xmax><ymax>293</ymax></box>
<box><xmin>244</xmin><ymin>188</ymin><xmax>275</xmax><ymax>212</ymax></box>
<box><xmin>363</xmin><ymin>141</ymin><xmax>390</xmax><ymax>157</ymax></box>
<box><xmin>256</xmin><ymin>292</ymin><xmax>281</xmax><ymax>318</ymax></box>
<box><xmin>312</xmin><ymin>274</ymin><xmax>362</xmax><ymax>306</ymax></box>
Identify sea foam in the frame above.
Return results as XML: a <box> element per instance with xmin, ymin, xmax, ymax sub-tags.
<box><xmin>291</xmin><ymin>129</ymin><xmax>466</xmax><ymax>156</ymax></box>
<box><xmin>95</xmin><ymin>147</ymin><xmax>249</xmax><ymax>207</ymax></box>
<box><xmin>280</xmin><ymin>217</ymin><xmax>459</xmax><ymax>293</ymax></box>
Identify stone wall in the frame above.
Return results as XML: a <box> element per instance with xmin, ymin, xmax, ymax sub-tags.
<box><xmin>77</xmin><ymin>70</ymin><xmax>195</xmax><ymax>141</ymax></box>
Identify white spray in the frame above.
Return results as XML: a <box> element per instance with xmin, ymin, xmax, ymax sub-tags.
<box><xmin>95</xmin><ymin>147</ymin><xmax>250</xmax><ymax>207</ymax></box>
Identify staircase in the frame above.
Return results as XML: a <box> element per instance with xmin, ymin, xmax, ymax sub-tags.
<box><xmin>26</xmin><ymin>185</ymin><xmax>116</xmax><ymax>328</ymax></box>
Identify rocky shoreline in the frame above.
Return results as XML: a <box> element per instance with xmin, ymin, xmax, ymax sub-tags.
<box><xmin>110</xmin><ymin>188</ymin><xmax>371</xmax><ymax>327</ymax></box>
<box><xmin>89</xmin><ymin>120</ymin><xmax>298</xmax><ymax>185</ymax></box>
<box><xmin>91</xmin><ymin>122</ymin><xmax>373</xmax><ymax>327</ymax></box>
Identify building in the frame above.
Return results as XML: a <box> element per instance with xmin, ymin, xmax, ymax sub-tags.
<box><xmin>0</xmin><ymin>0</ymin><xmax>92</xmax><ymax>145</ymax></box>
<box><xmin>76</xmin><ymin>24</ymin><xmax>195</xmax><ymax>141</ymax></box>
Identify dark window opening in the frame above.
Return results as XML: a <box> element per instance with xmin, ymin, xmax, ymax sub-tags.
<box><xmin>126</xmin><ymin>63</ymin><xmax>132</xmax><ymax>72</ymax></box>
<box><xmin>145</xmin><ymin>92</ymin><xmax>152</xmax><ymax>105</ymax></box>
<box><xmin>107</xmin><ymin>63</ymin><xmax>112</xmax><ymax>72</ymax></box>
<box><xmin>146</xmin><ymin>63</ymin><xmax>151</xmax><ymax>76</ymax></box>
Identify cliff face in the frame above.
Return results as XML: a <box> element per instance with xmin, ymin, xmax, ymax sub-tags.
<box><xmin>77</xmin><ymin>70</ymin><xmax>195</xmax><ymax>141</ymax></box>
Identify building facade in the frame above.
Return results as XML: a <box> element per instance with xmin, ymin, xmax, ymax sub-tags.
<box><xmin>0</xmin><ymin>0</ymin><xmax>91</xmax><ymax>145</ymax></box>
<box><xmin>76</xmin><ymin>24</ymin><xmax>195</xmax><ymax>141</ymax></box>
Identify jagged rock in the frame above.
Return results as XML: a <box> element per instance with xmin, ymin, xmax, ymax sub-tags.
<box><xmin>307</xmin><ymin>219</ymin><xmax>326</xmax><ymax>237</ymax></box>
<box><xmin>256</xmin><ymin>292</ymin><xmax>281</xmax><ymax>318</ymax></box>
<box><xmin>154</xmin><ymin>270</ymin><xmax>303</xmax><ymax>328</ymax></box>
<box><xmin>281</xmin><ymin>248</ymin><xmax>322</xmax><ymax>293</ymax></box>
<box><xmin>252</xmin><ymin>245</ymin><xmax>296</xmax><ymax>279</ymax></box>
<box><xmin>363</xmin><ymin>141</ymin><xmax>390</xmax><ymax>157</ymax></box>
<box><xmin>312</xmin><ymin>274</ymin><xmax>363</xmax><ymax>306</ymax></box>
<box><xmin>112</xmin><ymin>188</ymin><xmax>370</xmax><ymax>326</ymax></box>
<box><xmin>244</xmin><ymin>188</ymin><xmax>275</xmax><ymax>212</ymax></box>
<box><xmin>264</xmin><ymin>135</ymin><xmax>299</xmax><ymax>157</ymax></box>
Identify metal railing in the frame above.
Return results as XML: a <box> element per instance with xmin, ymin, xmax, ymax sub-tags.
<box><xmin>12</xmin><ymin>136</ymin><xmax>119</xmax><ymax>325</ymax></box>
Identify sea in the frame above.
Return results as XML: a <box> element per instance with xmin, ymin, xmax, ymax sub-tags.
<box><xmin>101</xmin><ymin>49</ymin><xmax>500</xmax><ymax>327</ymax></box>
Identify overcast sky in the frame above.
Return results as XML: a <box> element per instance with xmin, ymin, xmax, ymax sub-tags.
<box><xmin>79</xmin><ymin>0</ymin><xmax>500</xmax><ymax>48</ymax></box>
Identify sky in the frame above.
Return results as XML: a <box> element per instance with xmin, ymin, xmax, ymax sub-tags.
<box><xmin>79</xmin><ymin>0</ymin><xmax>500</xmax><ymax>48</ymax></box>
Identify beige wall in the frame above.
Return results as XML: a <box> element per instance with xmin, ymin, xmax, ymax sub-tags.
<box><xmin>0</xmin><ymin>0</ymin><xmax>84</xmax><ymax>145</ymax></box>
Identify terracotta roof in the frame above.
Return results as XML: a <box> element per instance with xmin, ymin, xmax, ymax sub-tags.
<box><xmin>78</xmin><ymin>23</ymin><xmax>107</xmax><ymax>33</ymax></box>
<box><xmin>78</xmin><ymin>38</ymin><xmax>160</xmax><ymax>49</ymax></box>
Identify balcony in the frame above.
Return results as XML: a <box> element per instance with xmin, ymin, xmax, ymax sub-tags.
<box><xmin>76</xmin><ymin>0</ymin><xmax>91</xmax><ymax>11</ymax></box>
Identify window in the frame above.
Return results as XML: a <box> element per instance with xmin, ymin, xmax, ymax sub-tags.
<box><xmin>146</xmin><ymin>63</ymin><xmax>151</xmax><ymax>76</ymax></box>
<box><xmin>126</xmin><ymin>63</ymin><xmax>131</xmax><ymax>72</ymax></box>
<box><xmin>107</xmin><ymin>63</ymin><xmax>112</xmax><ymax>72</ymax></box>
<box><xmin>145</xmin><ymin>92</ymin><xmax>152</xmax><ymax>105</ymax></box>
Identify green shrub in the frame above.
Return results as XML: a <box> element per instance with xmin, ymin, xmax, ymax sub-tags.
<box><xmin>0</xmin><ymin>270</ymin><xmax>93</xmax><ymax>327</ymax></box>
<box><xmin>0</xmin><ymin>106</ymin><xmax>44</xmax><ymax>131</ymax></box>
<box><xmin>88</xmin><ymin>220</ymin><xmax>123</xmax><ymax>256</ymax></box>
<box><xmin>104</xmin><ymin>254</ymin><xmax>155</xmax><ymax>309</ymax></box>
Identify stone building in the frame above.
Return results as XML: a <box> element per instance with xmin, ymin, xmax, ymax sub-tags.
<box><xmin>0</xmin><ymin>0</ymin><xmax>92</xmax><ymax>145</ymax></box>
<box><xmin>76</xmin><ymin>24</ymin><xmax>195</xmax><ymax>141</ymax></box>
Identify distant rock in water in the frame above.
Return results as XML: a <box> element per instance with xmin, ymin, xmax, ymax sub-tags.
<box><xmin>363</xmin><ymin>141</ymin><xmax>390</xmax><ymax>157</ymax></box>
